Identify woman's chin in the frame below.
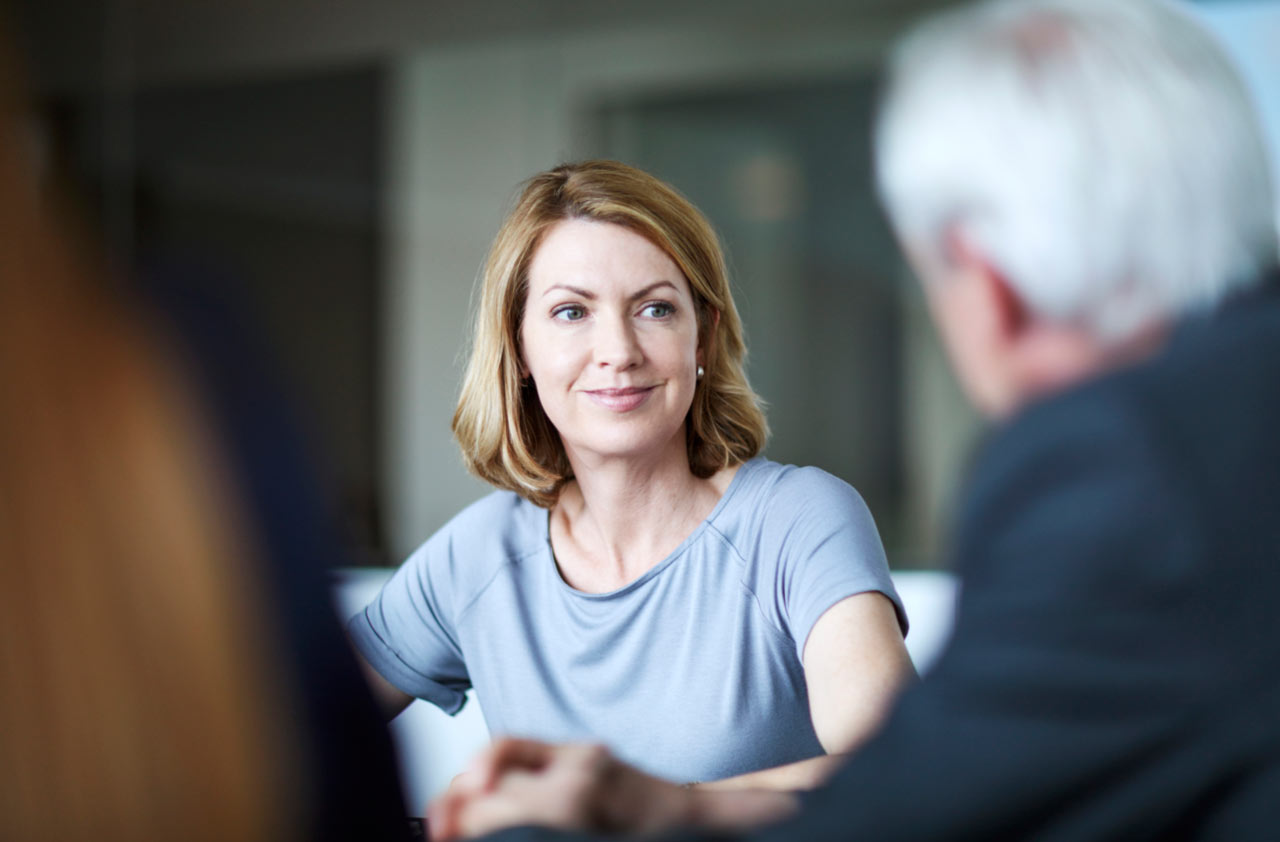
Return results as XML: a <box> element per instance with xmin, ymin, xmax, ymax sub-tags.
<box><xmin>564</xmin><ymin>429</ymin><xmax>688</xmax><ymax>466</ymax></box>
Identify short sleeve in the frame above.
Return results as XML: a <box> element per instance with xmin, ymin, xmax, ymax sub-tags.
<box><xmin>347</xmin><ymin>533</ymin><xmax>472</xmax><ymax>715</ymax></box>
<box><xmin>754</xmin><ymin>467</ymin><xmax>907</xmax><ymax>662</ymax></box>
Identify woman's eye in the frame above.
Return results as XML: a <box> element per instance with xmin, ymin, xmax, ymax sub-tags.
<box><xmin>640</xmin><ymin>302</ymin><xmax>675</xmax><ymax>319</ymax></box>
<box><xmin>552</xmin><ymin>305</ymin><xmax>586</xmax><ymax>322</ymax></box>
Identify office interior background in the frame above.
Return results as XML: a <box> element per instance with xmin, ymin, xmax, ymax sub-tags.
<box><xmin>10</xmin><ymin>0</ymin><xmax>1279</xmax><ymax>571</ymax></box>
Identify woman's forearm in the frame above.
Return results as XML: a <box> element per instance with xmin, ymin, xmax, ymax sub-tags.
<box><xmin>693</xmin><ymin>753</ymin><xmax>848</xmax><ymax>792</ymax></box>
<box><xmin>682</xmin><ymin>785</ymin><xmax>802</xmax><ymax>830</ymax></box>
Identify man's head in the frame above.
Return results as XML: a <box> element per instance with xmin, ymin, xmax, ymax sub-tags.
<box><xmin>876</xmin><ymin>0</ymin><xmax>1278</xmax><ymax>417</ymax></box>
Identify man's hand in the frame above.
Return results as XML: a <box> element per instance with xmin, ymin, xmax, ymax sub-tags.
<box><xmin>427</xmin><ymin>738</ymin><xmax>799</xmax><ymax>841</ymax></box>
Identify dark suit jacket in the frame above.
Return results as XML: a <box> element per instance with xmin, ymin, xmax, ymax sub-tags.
<box><xmin>497</xmin><ymin>276</ymin><xmax>1280</xmax><ymax>841</ymax></box>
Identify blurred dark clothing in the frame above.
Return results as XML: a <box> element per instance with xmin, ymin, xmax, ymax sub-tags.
<box><xmin>496</xmin><ymin>271</ymin><xmax>1280</xmax><ymax>840</ymax></box>
<box><xmin>143</xmin><ymin>260</ymin><xmax>409</xmax><ymax>842</ymax></box>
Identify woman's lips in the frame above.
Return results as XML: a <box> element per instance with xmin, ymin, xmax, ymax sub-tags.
<box><xmin>585</xmin><ymin>386</ymin><xmax>655</xmax><ymax>412</ymax></box>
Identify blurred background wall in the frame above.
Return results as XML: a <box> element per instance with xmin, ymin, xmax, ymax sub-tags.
<box><xmin>8</xmin><ymin>0</ymin><xmax>1278</xmax><ymax>570</ymax></box>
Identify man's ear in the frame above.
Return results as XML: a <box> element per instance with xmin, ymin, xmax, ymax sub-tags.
<box><xmin>945</xmin><ymin>228</ymin><xmax>1028</xmax><ymax>346</ymax></box>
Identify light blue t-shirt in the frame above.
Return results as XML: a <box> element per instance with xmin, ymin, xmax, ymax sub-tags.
<box><xmin>349</xmin><ymin>458</ymin><xmax>906</xmax><ymax>783</ymax></box>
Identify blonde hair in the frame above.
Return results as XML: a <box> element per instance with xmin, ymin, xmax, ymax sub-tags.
<box><xmin>0</xmin><ymin>49</ymin><xmax>302</xmax><ymax>842</ymax></box>
<box><xmin>453</xmin><ymin>160</ymin><xmax>768</xmax><ymax>508</ymax></box>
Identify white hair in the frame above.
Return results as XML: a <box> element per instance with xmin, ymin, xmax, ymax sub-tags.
<box><xmin>876</xmin><ymin>0</ymin><xmax>1279</xmax><ymax>339</ymax></box>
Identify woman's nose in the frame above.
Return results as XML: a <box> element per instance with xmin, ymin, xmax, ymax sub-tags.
<box><xmin>594</xmin><ymin>314</ymin><xmax>643</xmax><ymax>370</ymax></box>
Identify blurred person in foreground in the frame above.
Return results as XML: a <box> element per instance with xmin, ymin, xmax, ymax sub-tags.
<box><xmin>0</xmin><ymin>35</ymin><xmax>408</xmax><ymax>842</ymax></box>
<box><xmin>349</xmin><ymin>159</ymin><xmax>913</xmax><ymax>794</ymax></box>
<box><xmin>426</xmin><ymin>0</ymin><xmax>1280</xmax><ymax>839</ymax></box>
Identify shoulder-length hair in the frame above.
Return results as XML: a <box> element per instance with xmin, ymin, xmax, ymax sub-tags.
<box><xmin>453</xmin><ymin>159</ymin><xmax>768</xmax><ymax>508</ymax></box>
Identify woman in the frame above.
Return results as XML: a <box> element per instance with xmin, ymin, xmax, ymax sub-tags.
<box><xmin>349</xmin><ymin>160</ymin><xmax>913</xmax><ymax>790</ymax></box>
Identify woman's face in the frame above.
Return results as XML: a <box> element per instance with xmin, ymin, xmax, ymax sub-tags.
<box><xmin>520</xmin><ymin>218</ymin><xmax>702</xmax><ymax>467</ymax></box>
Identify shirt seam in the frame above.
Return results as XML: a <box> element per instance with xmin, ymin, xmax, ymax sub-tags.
<box><xmin>453</xmin><ymin>540</ymin><xmax>546</xmax><ymax>628</ymax></box>
<box><xmin>704</xmin><ymin>521</ymin><xmax>797</xmax><ymax>650</ymax></box>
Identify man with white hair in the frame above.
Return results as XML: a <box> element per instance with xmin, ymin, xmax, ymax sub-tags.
<box><xmin>427</xmin><ymin>1</ymin><xmax>1280</xmax><ymax>838</ymax></box>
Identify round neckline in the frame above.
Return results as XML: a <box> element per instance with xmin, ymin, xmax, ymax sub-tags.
<box><xmin>540</xmin><ymin>458</ymin><xmax>761</xmax><ymax>599</ymax></box>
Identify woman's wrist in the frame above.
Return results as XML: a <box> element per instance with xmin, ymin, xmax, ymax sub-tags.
<box><xmin>682</xmin><ymin>786</ymin><xmax>801</xmax><ymax>832</ymax></box>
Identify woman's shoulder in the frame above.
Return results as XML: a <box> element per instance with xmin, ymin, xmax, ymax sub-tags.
<box><xmin>707</xmin><ymin>458</ymin><xmax>875</xmax><ymax>560</ymax></box>
<box><xmin>446</xmin><ymin>487</ymin><xmax>543</xmax><ymax>529</ymax></box>
<box><xmin>725</xmin><ymin>458</ymin><xmax>869</xmax><ymax>518</ymax></box>
<box><xmin>716</xmin><ymin>455</ymin><xmax>885</xmax><ymax>586</ymax></box>
<box><xmin>408</xmin><ymin>489</ymin><xmax>547</xmax><ymax>579</ymax></box>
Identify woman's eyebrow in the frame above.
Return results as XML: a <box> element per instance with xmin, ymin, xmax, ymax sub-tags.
<box><xmin>630</xmin><ymin>280</ymin><xmax>680</xmax><ymax>300</ymax></box>
<box><xmin>541</xmin><ymin>284</ymin><xmax>595</xmax><ymax>299</ymax></box>
<box><xmin>540</xmin><ymin>280</ymin><xmax>680</xmax><ymax>300</ymax></box>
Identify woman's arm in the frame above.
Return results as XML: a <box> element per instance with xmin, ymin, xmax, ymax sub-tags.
<box><xmin>352</xmin><ymin>646</ymin><xmax>414</xmax><ymax>721</ymax></box>
<box><xmin>696</xmin><ymin>591</ymin><xmax>915</xmax><ymax>791</ymax></box>
<box><xmin>428</xmin><ymin>738</ymin><xmax>801</xmax><ymax>841</ymax></box>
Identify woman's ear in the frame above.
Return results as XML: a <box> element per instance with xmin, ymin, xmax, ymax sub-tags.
<box><xmin>514</xmin><ymin>332</ymin><xmax>531</xmax><ymax>380</ymax></box>
<box><xmin>697</xmin><ymin>307</ymin><xmax>721</xmax><ymax>367</ymax></box>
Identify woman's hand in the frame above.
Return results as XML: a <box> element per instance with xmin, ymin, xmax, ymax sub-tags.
<box><xmin>427</xmin><ymin>738</ymin><xmax>799</xmax><ymax>841</ymax></box>
<box><xmin>427</xmin><ymin>738</ymin><xmax>689</xmax><ymax>840</ymax></box>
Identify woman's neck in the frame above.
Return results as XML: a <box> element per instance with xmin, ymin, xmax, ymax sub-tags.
<box><xmin>551</xmin><ymin>440</ymin><xmax>738</xmax><ymax>593</ymax></box>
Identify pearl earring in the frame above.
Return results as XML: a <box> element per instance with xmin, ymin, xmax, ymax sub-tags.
<box><xmin>697</xmin><ymin>365</ymin><xmax>705</xmax><ymax>379</ymax></box>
